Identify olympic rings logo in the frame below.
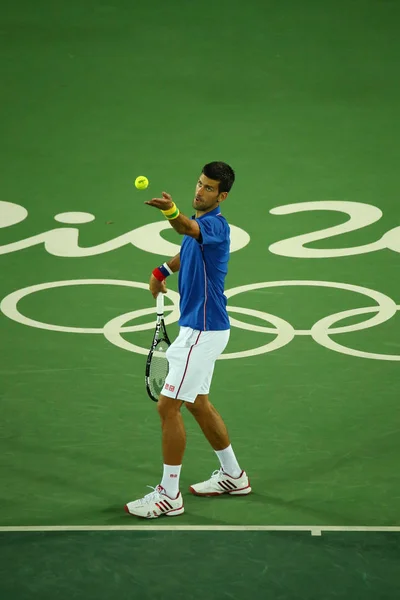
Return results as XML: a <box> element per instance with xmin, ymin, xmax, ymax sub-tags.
<box><xmin>1</xmin><ymin>278</ymin><xmax>399</xmax><ymax>361</ymax></box>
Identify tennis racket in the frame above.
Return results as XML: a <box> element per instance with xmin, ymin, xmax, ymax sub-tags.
<box><xmin>145</xmin><ymin>293</ymin><xmax>171</xmax><ymax>402</ymax></box>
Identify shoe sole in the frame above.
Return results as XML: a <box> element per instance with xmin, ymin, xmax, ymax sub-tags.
<box><xmin>189</xmin><ymin>485</ymin><xmax>252</xmax><ymax>497</ymax></box>
<box><xmin>124</xmin><ymin>504</ymin><xmax>185</xmax><ymax>518</ymax></box>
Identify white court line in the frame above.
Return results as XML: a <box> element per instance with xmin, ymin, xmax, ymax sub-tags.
<box><xmin>0</xmin><ymin>525</ymin><xmax>399</xmax><ymax>536</ymax></box>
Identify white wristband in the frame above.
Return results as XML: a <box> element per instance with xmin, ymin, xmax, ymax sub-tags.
<box><xmin>163</xmin><ymin>262</ymin><xmax>173</xmax><ymax>275</ymax></box>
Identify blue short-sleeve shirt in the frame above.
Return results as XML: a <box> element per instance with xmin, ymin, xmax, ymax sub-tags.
<box><xmin>178</xmin><ymin>206</ymin><xmax>230</xmax><ymax>331</ymax></box>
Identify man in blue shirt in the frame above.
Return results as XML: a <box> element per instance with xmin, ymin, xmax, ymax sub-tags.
<box><xmin>125</xmin><ymin>162</ymin><xmax>251</xmax><ymax>518</ymax></box>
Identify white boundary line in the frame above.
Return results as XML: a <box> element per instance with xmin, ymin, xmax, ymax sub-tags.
<box><xmin>0</xmin><ymin>525</ymin><xmax>399</xmax><ymax>536</ymax></box>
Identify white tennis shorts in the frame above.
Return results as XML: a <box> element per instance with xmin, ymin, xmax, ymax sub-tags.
<box><xmin>161</xmin><ymin>327</ymin><xmax>230</xmax><ymax>403</ymax></box>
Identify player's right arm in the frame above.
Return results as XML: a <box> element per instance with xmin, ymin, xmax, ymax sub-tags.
<box><xmin>167</xmin><ymin>253</ymin><xmax>180</xmax><ymax>273</ymax></box>
<box><xmin>149</xmin><ymin>253</ymin><xmax>180</xmax><ymax>298</ymax></box>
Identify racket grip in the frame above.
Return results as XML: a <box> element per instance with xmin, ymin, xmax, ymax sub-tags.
<box><xmin>156</xmin><ymin>293</ymin><xmax>164</xmax><ymax>315</ymax></box>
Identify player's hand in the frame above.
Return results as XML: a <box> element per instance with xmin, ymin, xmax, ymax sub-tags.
<box><xmin>145</xmin><ymin>192</ymin><xmax>174</xmax><ymax>211</ymax></box>
<box><xmin>149</xmin><ymin>273</ymin><xmax>167</xmax><ymax>298</ymax></box>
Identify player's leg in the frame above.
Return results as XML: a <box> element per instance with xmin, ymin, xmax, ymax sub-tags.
<box><xmin>124</xmin><ymin>395</ymin><xmax>185</xmax><ymax>518</ymax></box>
<box><xmin>125</xmin><ymin>329</ymin><xmax>194</xmax><ymax>519</ymax></box>
<box><xmin>157</xmin><ymin>394</ymin><xmax>185</xmax><ymax>496</ymax></box>
<box><xmin>157</xmin><ymin>394</ymin><xmax>186</xmax><ymax>464</ymax></box>
<box><xmin>179</xmin><ymin>329</ymin><xmax>251</xmax><ymax>496</ymax></box>
<box><xmin>186</xmin><ymin>388</ymin><xmax>251</xmax><ymax>496</ymax></box>
<box><xmin>185</xmin><ymin>394</ymin><xmax>231</xmax><ymax>451</ymax></box>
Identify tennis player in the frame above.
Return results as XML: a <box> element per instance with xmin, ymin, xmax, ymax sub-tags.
<box><xmin>125</xmin><ymin>162</ymin><xmax>251</xmax><ymax>518</ymax></box>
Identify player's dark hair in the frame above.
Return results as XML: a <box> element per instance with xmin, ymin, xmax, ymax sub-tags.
<box><xmin>202</xmin><ymin>161</ymin><xmax>235</xmax><ymax>194</ymax></box>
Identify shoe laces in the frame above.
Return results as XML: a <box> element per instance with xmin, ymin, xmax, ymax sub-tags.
<box><xmin>210</xmin><ymin>469</ymin><xmax>223</xmax><ymax>479</ymax></box>
<box><xmin>137</xmin><ymin>485</ymin><xmax>164</xmax><ymax>506</ymax></box>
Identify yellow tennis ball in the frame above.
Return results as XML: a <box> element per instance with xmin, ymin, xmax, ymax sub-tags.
<box><xmin>135</xmin><ymin>176</ymin><xmax>149</xmax><ymax>190</ymax></box>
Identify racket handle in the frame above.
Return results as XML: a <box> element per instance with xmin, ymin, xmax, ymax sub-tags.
<box><xmin>156</xmin><ymin>293</ymin><xmax>164</xmax><ymax>315</ymax></box>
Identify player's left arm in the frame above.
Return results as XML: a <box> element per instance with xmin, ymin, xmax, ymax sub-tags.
<box><xmin>145</xmin><ymin>192</ymin><xmax>200</xmax><ymax>239</ymax></box>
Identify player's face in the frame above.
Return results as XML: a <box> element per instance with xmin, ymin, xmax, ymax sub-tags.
<box><xmin>193</xmin><ymin>174</ymin><xmax>226</xmax><ymax>213</ymax></box>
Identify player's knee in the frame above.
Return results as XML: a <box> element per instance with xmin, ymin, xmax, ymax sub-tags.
<box><xmin>185</xmin><ymin>402</ymin><xmax>197</xmax><ymax>415</ymax></box>
<box><xmin>157</xmin><ymin>394</ymin><xmax>181</xmax><ymax>419</ymax></box>
<box><xmin>186</xmin><ymin>394</ymin><xmax>211</xmax><ymax>416</ymax></box>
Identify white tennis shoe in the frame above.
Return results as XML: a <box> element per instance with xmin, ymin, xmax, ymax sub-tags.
<box><xmin>124</xmin><ymin>485</ymin><xmax>184</xmax><ymax>518</ymax></box>
<box><xmin>189</xmin><ymin>469</ymin><xmax>252</xmax><ymax>496</ymax></box>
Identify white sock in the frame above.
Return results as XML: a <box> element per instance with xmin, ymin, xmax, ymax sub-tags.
<box><xmin>160</xmin><ymin>464</ymin><xmax>181</xmax><ymax>498</ymax></box>
<box><xmin>215</xmin><ymin>445</ymin><xmax>242</xmax><ymax>478</ymax></box>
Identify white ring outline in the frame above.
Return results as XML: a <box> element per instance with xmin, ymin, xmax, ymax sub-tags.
<box><xmin>221</xmin><ymin>306</ymin><xmax>295</xmax><ymax>359</ymax></box>
<box><xmin>102</xmin><ymin>305</ymin><xmax>297</xmax><ymax>358</ymax></box>
<box><xmin>0</xmin><ymin>278</ymin><xmax>398</xmax><ymax>361</ymax></box>
<box><xmin>225</xmin><ymin>280</ymin><xmax>397</xmax><ymax>334</ymax></box>
<box><xmin>312</xmin><ymin>305</ymin><xmax>400</xmax><ymax>361</ymax></box>
<box><xmin>0</xmin><ymin>279</ymin><xmax>180</xmax><ymax>333</ymax></box>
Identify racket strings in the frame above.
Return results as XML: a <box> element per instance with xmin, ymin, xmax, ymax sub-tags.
<box><xmin>148</xmin><ymin>339</ymin><xmax>169</xmax><ymax>399</ymax></box>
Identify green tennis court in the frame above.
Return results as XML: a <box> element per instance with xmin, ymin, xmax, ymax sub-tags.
<box><xmin>1</xmin><ymin>0</ymin><xmax>399</xmax><ymax>598</ymax></box>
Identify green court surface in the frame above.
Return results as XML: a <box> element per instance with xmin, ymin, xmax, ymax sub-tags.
<box><xmin>0</xmin><ymin>531</ymin><xmax>399</xmax><ymax>600</ymax></box>
<box><xmin>1</xmin><ymin>0</ymin><xmax>400</xmax><ymax>598</ymax></box>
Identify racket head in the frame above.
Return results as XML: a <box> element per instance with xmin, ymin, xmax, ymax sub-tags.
<box><xmin>145</xmin><ymin>334</ymin><xmax>170</xmax><ymax>402</ymax></box>
<box><xmin>145</xmin><ymin>295</ymin><xmax>171</xmax><ymax>402</ymax></box>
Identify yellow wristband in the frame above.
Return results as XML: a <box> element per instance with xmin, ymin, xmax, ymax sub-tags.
<box><xmin>165</xmin><ymin>208</ymin><xmax>180</xmax><ymax>220</ymax></box>
<box><xmin>161</xmin><ymin>203</ymin><xmax>177</xmax><ymax>217</ymax></box>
